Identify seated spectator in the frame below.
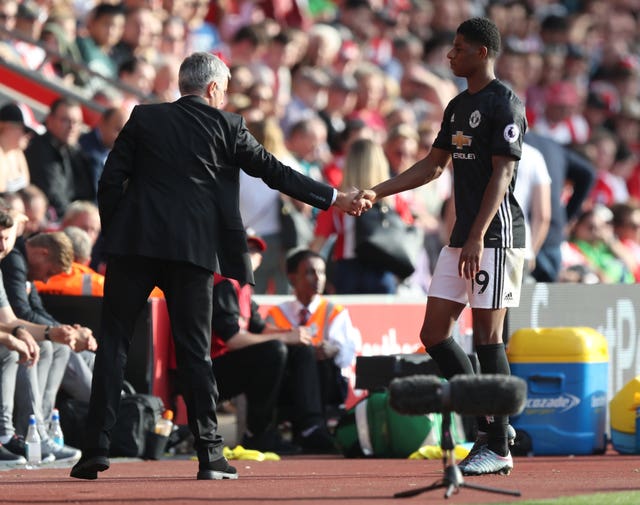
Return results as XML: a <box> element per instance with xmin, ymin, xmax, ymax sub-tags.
<box><xmin>34</xmin><ymin>227</ymin><xmax>104</xmax><ymax>296</ymax></box>
<box><xmin>0</xmin><ymin>211</ymin><xmax>93</xmax><ymax>464</ymax></box>
<box><xmin>78</xmin><ymin>108</ymin><xmax>128</xmax><ymax>197</ymax></box>
<box><xmin>610</xmin><ymin>202</ymin><xmax>640</xmax><ymax>281</ymax></box>
<box><xmin>0</xmin><ymin>102</ymin><xmax>34</xmax><ymax>193</ymax></box>
<box><xmin>205</xmin><ymin>231</ymin><xmax>309</xmax><ymax>454</ymax></box>
<box><xmin>76</xmin><ymin>3</ymin><xmax>125</xmax><ymax>95</ymax></box>
<box><xmin>266</xmin><ymin>249</ymin><xmax>359</xmax><ymax>449</ymax></box>
<box><xmin>25</xmin><ymin>98</ymin><xmax>95</xmax><ymax>221</ymax></box>
<box><xmin>0</xmin><ymin>231</ymin><xmax>97</xmax><ymax>446</ymax></box>
<box><xmin>61</xmin><ymin>200</ymin><xmax>103</xmax><ymax>272</ymax></box>
<box><xmin>19</xmin><ymin>185</ymin><xmax>52</xmax><ymax>236</ymax></box>
<box><xmin>567</xmin><ymin>206</ymin><xmax>635</xmax><ymax>284</ymax></box>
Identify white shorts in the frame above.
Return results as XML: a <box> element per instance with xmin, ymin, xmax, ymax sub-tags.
<box><xmin>428</xmin><ymin>246</ymin><xmax>525</xmax><ymax>309</ymax></box>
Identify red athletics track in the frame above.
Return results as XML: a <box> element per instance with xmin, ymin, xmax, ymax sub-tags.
<box><xmin>0</xmin><ymin>449</ymin><xmax>639</xmax><ymax>505</ymax></box>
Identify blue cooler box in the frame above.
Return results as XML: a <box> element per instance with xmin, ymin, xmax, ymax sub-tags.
<box><xmin>507</xmin><ymin>327</ymin><xmax>609</xmax><ymax>455</ymax></box>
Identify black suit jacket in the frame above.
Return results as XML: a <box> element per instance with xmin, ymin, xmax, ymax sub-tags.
<box><xmin>98</xmin><ymin>95</ymin><xmax>335</xmax><ymax>284</ymax></box>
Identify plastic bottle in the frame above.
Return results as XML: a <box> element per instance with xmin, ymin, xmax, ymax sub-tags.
<box><xmin>49</xmin><ymin>408</ymin><xmax>64</xmax><ymax>448</ymax></box>
<box><xmin>25</xmin><ymin>414</ymin><xmax>42</xmax><ymax>468</ymax></box>
<box><xmin>154</xmin><ymin>410</ymin><xmax>174</xmax><ymax>437</ymax></box>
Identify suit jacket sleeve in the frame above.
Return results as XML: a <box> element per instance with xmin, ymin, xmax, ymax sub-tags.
<box><xmin>232</xmin><ymin>117</ymin><xmax>335</xmax><ymax>210</ymax></box>
<box><xmin>97</xmin><ymin>107</ymin><xmax>139</xmax><ymax>232</ymax></box>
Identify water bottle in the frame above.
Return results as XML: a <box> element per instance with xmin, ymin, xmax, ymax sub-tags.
<box><xmin>154</xmin><ymin>410</ymin><xmax>174</xmax><ymax>437</ymax></box>
<box><xmin>49</xmin><ymin>409</ymin><xmax>64</xmax><ymax>448</ymax></box>
<box><xmin>25</xmin><ymin>414</ymin><xmax>42</xmax><ymax>468</ymax></box>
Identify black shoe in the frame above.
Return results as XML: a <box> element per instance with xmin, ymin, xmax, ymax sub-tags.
<box><xmin>197</xmin><ymin>458</ymin><xmax>238</xmax><ymax>480</ymax></box>
<box><xmin>3</xmin><ymin>435</ymin><xmax>55</xmax><ymax>463</ymax></box>
<box><xmin>70</xmin><ymin>455</ymin><xmax>110</xmax><ymax>480</ymax></box>
<box><xmin>242</xmin><ymin>430</ymin><xmax>302</xmax><ymax>456</ymax></box>
<box><xmin>295</xmin><ymin>426</ymin><xmax>338</xmax><ymax>454</ymax></box>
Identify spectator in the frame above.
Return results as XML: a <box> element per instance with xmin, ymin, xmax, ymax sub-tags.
<box><xmin>111</xmin><ymin>6</ymin><xmax>158</xmax><ymax>67</ymax></box>
<box><xmin>78</xmin><ymin>107</ymin><xmax>128</xmax><ymax>196</ymax></box>
<box><xmin>117</xmin><ymin>56</ymin><xmax>156</xmax><ymax>114</ymax></box>
<box><xmin>0</xmin><ymin>231</ymin><xmax>97</xmax><ymax>431</ymax></box>
<box><xmin>19</xmin><ymin>185</ymin><xmax>51</xmax><ymax>237</ymax></box>
<box><xmin>25</xmin><ymin>98</ymin><xmax>95</xmax><ymax>221</ymax></box>
<box><xmin>610</xmin><ymin>202</ymin><xmax>640</xmax><ymax>281</ymax></box>
<box><xmin>514</xmin><ymin>142</ymin><xmax>552</xmax><ymax>278</ymax></box>
<box><xmin>239</xmin><ymin>118</ymin><xmax>293</xmax><ymax>294</ymax></box>
<box><xmin>532</xmin><ymin>80</ymin><xmax>590</xmax><ymax>146</ymax></box>
<box><xmin>0</xmin><ymin>210</ymin><xmax>91</xmax><ymax>465</ymax></box>
<box><xmin>567</xmin><ymin>206</ymin><xmax>635</xmax><ymax>284</ymax></box>
<box><xmin>76</xmin><ymin>3</ymin><xmax>125</xmax><ymax>94</ymax></box>
<box><xmin>525</xmin><ymin>131</ymin><xmax>595</xmax><ymax>282</ymax></box>
<box><xmin>312</xmin><ymin>138</ymin><xmax>410</xmax><ymax>294</ymax></box>
<box><xmin>0</xmin><ymin>102</ymin><xmax>34</xmax><ymax>193</ymax></box>
<box><xmin>266</xmin><ymin>249</ymin><xmax>359</xmax><ymax>452</ymax></box>
<box><xmin>281</xmin><ymin>66</ymin><xmax>329</xmax><ymax>136</ymax></box>
<box><xmin>34</xmin><ymin>226</ymin><xmax>104</xmax><ymax>296</ymax></box>
<box><xmin>205</xmin><ymin>231</ymin><xmax>308</xmax><ymax>454</ymax></box>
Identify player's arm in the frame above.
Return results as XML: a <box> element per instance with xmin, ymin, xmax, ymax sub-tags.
<box><xmin>365</xmin><ymin>147</ymin><xmax>451</xmax><ymax>202</ymax></box>
<box><xmin>459</xmin><ymin>155</ymin><xmax>517</xmax><ymax>279</ymax></box>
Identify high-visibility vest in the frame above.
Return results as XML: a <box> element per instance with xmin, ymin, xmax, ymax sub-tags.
<box><xmin>266</xmin><ymin>298</ymin><xmax>343</xmax><ymax>346</ymax></box>
<box><xmin>34</xmin><ymin>262</ymin><xmax>104</xmax><ymax>296</ymax></box>
<box><xmin>210</xmin><ymin>273</ymin><xmax>252</xmax><ymax>359</ymax></box>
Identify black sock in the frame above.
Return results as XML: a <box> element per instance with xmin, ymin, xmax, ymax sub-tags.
<box><xmin>476</xmin><ymin>343</ymin><xmax>510</xmax><ymax>456</ymax></box>
<box><xmin>427</xmin><ymin>337</ymin><xmax>475</xmax><ymax>380</ymax></box>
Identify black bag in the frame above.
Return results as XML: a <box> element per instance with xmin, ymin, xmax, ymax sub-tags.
<box><xmin>57</xmin><ymin>394</ymin><xmax>89</xmax><ymax>449</ymax></box>
<box><xmin>355</xmin><ymin>202</ymin><xmax>423</xmax><ymax>279</ymax></box>
<box><xmin>280</xmin><ymin>198</ymin><xmax>315</xmax><ymax>251</ymax></box>
<box><xmin>110</xmin><ymin>383</ymin><xmax>165</xmax><ymax>458</ymax></box>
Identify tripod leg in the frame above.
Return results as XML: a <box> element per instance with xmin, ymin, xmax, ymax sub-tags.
<box><xmin>394</xmin><ymin>480</ymin><xmax>447</xmax><ymax>498</ymax></box>
<box><xmin>460</xmin><ymin>481</ymin><xmax>521</xmax><ymax>497</ymax></box>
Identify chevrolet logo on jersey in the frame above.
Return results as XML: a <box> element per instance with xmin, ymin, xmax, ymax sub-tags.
<box><xmin>451</xmin><ymin>131</ymin><xmax>472</xmax><ymax>150</ymax></box>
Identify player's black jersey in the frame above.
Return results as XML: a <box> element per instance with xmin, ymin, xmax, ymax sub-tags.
<box><xmin>433</xmin><ymin>79</ymin><xmax>526</xmax><ymax>248</ymax></box>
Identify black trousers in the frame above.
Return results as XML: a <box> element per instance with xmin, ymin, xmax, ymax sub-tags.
<box><xmin>84</xmin><ymin>255</ymin><xmax>223</xmax><ymax>465</ymax></box>
<box><xmin>212</xmin><ymin>340</ymin><xmax>287</xmax><ymax>436</ymax></box>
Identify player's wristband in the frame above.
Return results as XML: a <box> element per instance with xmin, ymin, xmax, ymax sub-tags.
<box><xmin>44</xmin><ymin>325</ymin><xmax>52</xmax><ymax>341</ymax></box>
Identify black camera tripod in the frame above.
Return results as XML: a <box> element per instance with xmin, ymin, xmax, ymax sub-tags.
<box><xmin>394</xmin><ymin>412</ymin><xmax>521</xmax><ymax>500</ymax></box>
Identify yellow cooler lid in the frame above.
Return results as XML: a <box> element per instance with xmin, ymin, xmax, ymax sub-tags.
<box><xmin>507</xmin><ymin>327</ymin><xmax>609</xmax><ymax>363</ymax></box>
<box><xmin>610</xmin><ymin>376</ymin><xmax>640</xmax><ymax>434</ymax></box>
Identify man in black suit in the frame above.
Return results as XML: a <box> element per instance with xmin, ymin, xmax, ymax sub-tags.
<box><xmin>70</xmin><ymin>52</ymin><xmax>369</xmax><ymax>481</ymax></box>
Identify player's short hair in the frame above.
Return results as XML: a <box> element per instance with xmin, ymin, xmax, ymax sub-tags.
<box><xmin>457</xmin><ymin>17</ymin><xmax>501</xmax><ymax>57</ymax></box>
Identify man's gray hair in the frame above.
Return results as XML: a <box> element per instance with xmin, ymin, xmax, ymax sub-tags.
<box><xmin>63</xmin><ymin>226</ymin><xmax>93</xmax><ymax>264</ymax></box>
<box><xmin>178</xmin><ymin>52</ymin><xmax>231</xmax><ymax>96</ymax></box>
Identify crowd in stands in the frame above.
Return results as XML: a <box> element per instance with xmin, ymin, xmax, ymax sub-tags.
<box><xmin>1</xmin><ymin>0</ymin><xmax>640</xmax><ymax>460</ymax></box>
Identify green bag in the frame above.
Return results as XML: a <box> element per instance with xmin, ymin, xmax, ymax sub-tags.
<box><xmin>335</xmin><ymin>391</ymin><xmax>466</xmax><ymax>458</ymax></box>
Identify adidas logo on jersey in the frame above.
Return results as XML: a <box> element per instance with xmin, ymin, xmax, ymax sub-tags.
<box><xmin>504</xmin><ymin>292</ymin><xmax>513</xmax><ymax>301</ymax></box>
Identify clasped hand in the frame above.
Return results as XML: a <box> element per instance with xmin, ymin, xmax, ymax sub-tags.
<box><xmin>333</xmin><ymin>188</ymin><xmax>375</xmax><ymax>216</ymax></box>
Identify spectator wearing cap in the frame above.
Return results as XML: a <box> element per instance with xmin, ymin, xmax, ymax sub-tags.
<box><xmin>281</xmin><ymin>66</ymin><xmax>330</xmax><ymax>136</ymax></box>
<box><xmin>0</xmin><ymin>103</ymin><xmax>35</xmax><ymax>193</ymax></box>
<box><xmin>531</xmin><ymin>80</ymin><xmax>590</xmax><ymax>146</ymax></box>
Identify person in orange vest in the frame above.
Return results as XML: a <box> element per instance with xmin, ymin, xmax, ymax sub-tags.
<box><xmin>266</xmin><ymin>249</ymin><xmax>359</xmax><ymax>450</ymax></box>
<box><xmin>34</xmin><ymin>226</ymin><xmax>104</xmax><ymax>296</ymax></box>
<box><xmin>207</xmin><ymin>231</ymin><xmax>316</xmax><ymax>454</ymax></box>
<box><xmin>35</xmin><ymin>225</ymin><xmax>164</xmax><ymax>298</ymax></box>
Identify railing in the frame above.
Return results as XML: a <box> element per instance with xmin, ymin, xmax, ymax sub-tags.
<box><xmin>0</xmin><ymin>25</ymin><xmax>157</xmax><ymax>126</ymax></box>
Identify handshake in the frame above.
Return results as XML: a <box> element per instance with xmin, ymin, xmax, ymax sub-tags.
<box><xmin>333</xmin><ymin>188</ymin><xmax>376</xmax><ymax>216</ymax></box>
